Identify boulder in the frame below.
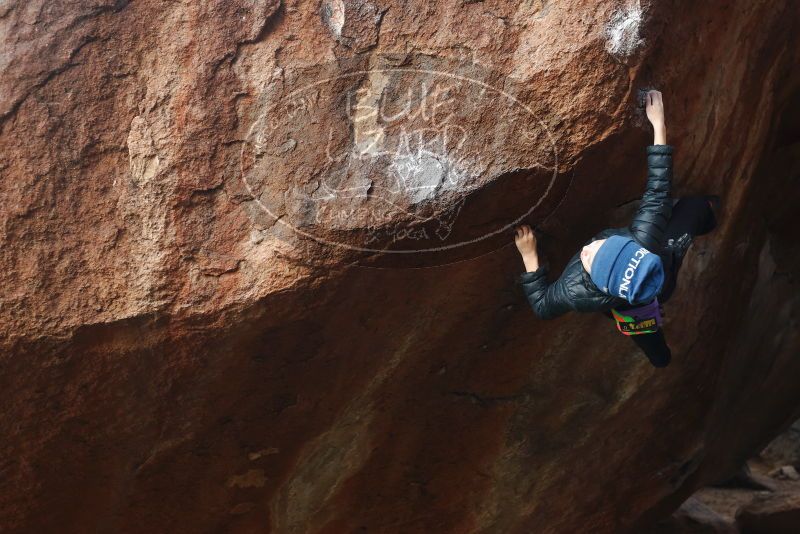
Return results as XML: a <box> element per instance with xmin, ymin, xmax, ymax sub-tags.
<box><xmin>650</xmin><ymin>496</ymin><xmax>737</xmax><ymax>534</ymax></box>
<box><xmin>1</xmin><ymin>0</ymin><xmax>800</xmax><ymax>532</ymax></box>
<box><xmin>736</xmin><ymin>492</ymin><xmax>800</xmax><ymax>534</ymax></box>
<box><xmin>762</xmin><ymin>418</ymin><xmax>800</xmax><ymax>470</ymax></box>
<box><xmin>768</xmin><ymin>466</ymin><xmax>800</xmax><ymax>482</ymax></box>
<box><xmin>714</xmin><ymin>462</ymin><xmax>778</xmax><ymax>492</ymax></box>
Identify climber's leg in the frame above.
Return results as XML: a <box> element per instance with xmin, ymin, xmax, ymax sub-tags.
<box><xmin>629</xmin><ymin>330</ymin><xmax>672</xmax><ymax>367</ymax></box>
<box><xmin>657</xmin><ymin>195</ymin><xmax>719</xmax><ymax>303</ymax></box>
<box><xmin>666</xmin><ymin>195</ymin><xmax>718</xmax><ymax>240</ymax></box>
<box><xmin>601</xmin><ymin>311</ymin><xmax>671</xmax><ymax>367</ymax></box>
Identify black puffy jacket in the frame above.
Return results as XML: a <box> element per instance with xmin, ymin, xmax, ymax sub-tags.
<box><xmin>519</xmin><ymin>144</ymin><xmax>673</xmax><ymax>319</ymax></box>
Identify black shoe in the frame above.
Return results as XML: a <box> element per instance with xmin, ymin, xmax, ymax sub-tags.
<box><xmin>705</xmin><ymin>195</ymin><xmax>720</xmax><ymax>232</ymax></box>
<box><xmin>666</xmin><ymin>232</ymin><xmax>693</xmax><ymax>259</ymax></box>
<box><xmin>706</xmin><ymin>195</ymin><xmax>720</xmax><ymax>214</ymax></box>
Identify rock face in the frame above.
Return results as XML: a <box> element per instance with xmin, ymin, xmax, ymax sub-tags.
<box><xmin>651</xmin><ymin>496</ymin><xmax>736</xmax><ymax>533</ymax></box>
<box><xmin>763</xmin><ymin>419</ymin><xmax>800</xmax><ymax>470</ymax></box>
<box><xmin>1</xmin><ymin>0</ymin><xmax>799</xmax><ymax>532</ymax></box>
<box><xmin>654</xmin><ymin>419</ymin><xmax>800</xmax><ymax>532</ymax></box>
<box><xmin>736</xmin><ymin>493</ymin><xmax>800</xmax><ymax>534</ymax></box>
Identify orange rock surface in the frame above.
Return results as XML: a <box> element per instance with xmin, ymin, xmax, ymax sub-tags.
<box><xmin>1</xmin><ymin>0</ymin><xmax>799</xmax><ymax>532</ymax></box>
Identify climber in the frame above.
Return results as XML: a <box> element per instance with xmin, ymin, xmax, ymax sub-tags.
<box><xmin>513</xmin><ymin>90</ymin><xmax>718</xmax><ymax>368</ymax></box>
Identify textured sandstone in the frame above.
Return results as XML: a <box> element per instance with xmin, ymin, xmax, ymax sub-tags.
<box><xmin>736</xmin><ymin>492</ymin><xmax>800</xmax><ymax>533</ymax></box>
<box><xmin>1</xmin><ymin>0</ymin><xmax>800</xmax><ymax>532</ymax></box>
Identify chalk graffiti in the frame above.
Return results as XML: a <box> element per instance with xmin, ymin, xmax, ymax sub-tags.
<box><xmin>606</xmin><ymin>0</ymin><xmax>645</xmax><ymax>58</ymax></box>
<box><xmin>239</xmin><ymin>54</ymin><xmax>560</xmax><ymax>259</ymax></box>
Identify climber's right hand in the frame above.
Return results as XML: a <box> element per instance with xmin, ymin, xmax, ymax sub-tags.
<box><xmin>645</xmin><ymin>90</ymin><xmax>665</xmax><ymax>128</ymax></box>
<box><xmin>645</xmin><ymin>90</ymin><xmax>667</xmax><ymax>144</ymax></box>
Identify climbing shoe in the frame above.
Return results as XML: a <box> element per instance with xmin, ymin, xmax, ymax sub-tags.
<box><xmin>666</xmin><ymin>232</ymin><xmax>693</xmax><ymax>260</ymax></box>
<box><xmin>707</xmin><ymin>194</ymin><xmax>721</xmax><ymax>222</ymax></box>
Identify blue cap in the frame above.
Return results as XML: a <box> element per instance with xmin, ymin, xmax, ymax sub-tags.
<box><xmin>589</xmin><ymin>235</ymin><xmax>664</xmax><ymax>304</ymax></box>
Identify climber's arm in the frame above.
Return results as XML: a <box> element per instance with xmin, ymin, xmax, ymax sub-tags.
<box><xmin>519</xmin><ymin>267</ymin><xmax>574</xmax><ymax>320</ymax></box>
<box><xmin>630</xmin><ymin>90</ymin><xmax>672</xmax><ymax>253</ymax></box>
<box><xmin>514</xmin><ymin>225</ymin><xmax>573</xmax><ymax>320</ymax></box>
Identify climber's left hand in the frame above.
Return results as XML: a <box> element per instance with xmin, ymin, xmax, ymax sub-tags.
<box><xmin>514</xmin><ymin>225</ymin><xmax>541</xmax><ymax>273</ymax></box>
<box><xmin>514</xmin><ymin>225</ymin><xmax>537</xmax><ymax>254</ymax></box>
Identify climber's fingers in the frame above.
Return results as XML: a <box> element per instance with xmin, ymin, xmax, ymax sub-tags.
<box><xmin>649</xmin><ymin>90</ymin><xmax>662</xmax><ymax>105</ymax></box>
<box><xmin>515</xmin><ymin>225</ymin><xmax>538</xmax><ymax>242</ymax></box>
<box><xmin>645</xmin><ymin>90</ymin><xmax>665</xmax><ymax>125</ymax></box>
<box><xmin>514</xmin><ymin>225</ymin><xmax>531</xmax><ymax>242</ymax></box>
<box><xmin>647</xmin><ymin>90</ymin><xmax>664</xmax><ymax>106</ymax></box>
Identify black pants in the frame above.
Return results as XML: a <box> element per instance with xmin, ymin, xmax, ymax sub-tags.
<box><xmin>617</xmin><ymin>196</ymin><xmax>717</xmax><ymax>367</ymax></box>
